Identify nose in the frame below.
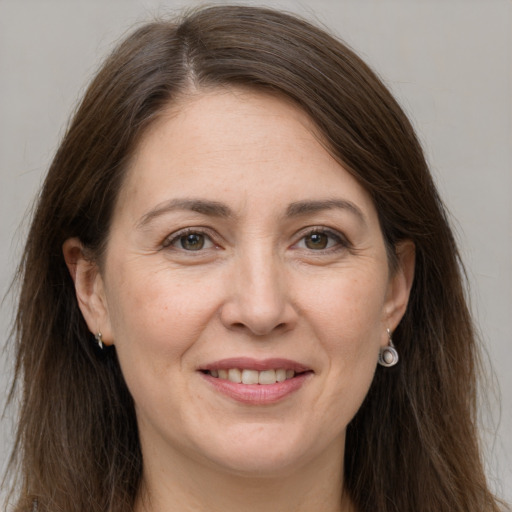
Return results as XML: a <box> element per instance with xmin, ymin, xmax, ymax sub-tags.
<box><xmin>219</xmin><ymin>247</ymin><xmax>298</xmax><ymax>337</ymax></box>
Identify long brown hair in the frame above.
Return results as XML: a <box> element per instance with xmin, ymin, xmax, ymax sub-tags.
<box><xmin>4</xmin><ymin>5</ymin><xmax>505</xmax><ymax>511</ymax></box>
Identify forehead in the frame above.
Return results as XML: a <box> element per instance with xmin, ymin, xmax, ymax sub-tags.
<box><xmin>135</xmin><ymin>87</ymin><xmax>324</xmax><ymax>164</ymax></box>
<box><xmin>115</xmin><ymin>87</ymin><xmax>377</xmax><ymax>222</ymax></box>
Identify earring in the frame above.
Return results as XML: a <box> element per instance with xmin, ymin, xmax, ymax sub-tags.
<box><xmin>95</xmin><ymin>332</ymin><xmax>104</xmax><ymax>350</ymax></box>
<box><xmin>378</xmin><ymin>328</ymin><xmax>399</xmax><ymax>367</ymax></box>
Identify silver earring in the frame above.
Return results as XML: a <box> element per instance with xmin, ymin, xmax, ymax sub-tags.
<box><xmin>378</xmin><ymin>328</ymin><xmax>399</xmax><ymax>367</ymax></box>
<box><xmin>95</xmin><ymin>332</ymin><xmax>104</xmax><ymax>350</ymax></box>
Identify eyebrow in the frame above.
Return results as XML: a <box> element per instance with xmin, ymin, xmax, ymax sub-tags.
<box><xmin>136</xmin><ymin>198</ymin><xmax>233</xmax><ymax>229</ymax></box>
<box><xmin>285</xmin><ymin>199</ymin><xmax>367</xmax><ymax>224</ymax></box>
<box><xmin>136</xmin><ymin>197</ymin><xmax>366</xmax><ymax>229</ymax></box>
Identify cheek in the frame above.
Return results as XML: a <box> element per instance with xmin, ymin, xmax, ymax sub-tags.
<box><xmin>301</xmin><ymin>271</ymin><xmax>386</xmax><ymax>419</ymax></box>
<box><xmin>302</xmin><ymin>269</ymin><xmax>388</xmax><ymax>351</ymax></box>
<box><xmin>103</xmin><ymin>263</ymin><xmax>225</xmax><ymax>436</ymax></box>
<box><xmin>104</xmin><ymin>261</ymin><xmax>221</xmax><ymax>376</ymax></box>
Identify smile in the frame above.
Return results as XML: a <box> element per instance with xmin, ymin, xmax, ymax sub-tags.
<box><xmin>206</xmin><ymin>368</ymin><xmax>296</xmax><ymax>385</ymax></box>
<box><xmin>199</xmin><ymin>358</ymin><xmax>313</xmax><ymax>404</ymax></box>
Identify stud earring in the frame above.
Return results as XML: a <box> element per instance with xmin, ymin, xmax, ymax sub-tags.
<box><xmin>378</xmin><ymin>328</ymin><xmax>399</xmax><ymax>367</ymax></box>
<box><xmin>95</xmin><ymin>332</ymin><xmax>104</xmax><ymax>350</ymax></box>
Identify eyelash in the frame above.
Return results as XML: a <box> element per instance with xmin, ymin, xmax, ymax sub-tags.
<box><xmin>161</xmin><ymin>226</ymin><xmax>350</xmax><ymax>253</ymax></box>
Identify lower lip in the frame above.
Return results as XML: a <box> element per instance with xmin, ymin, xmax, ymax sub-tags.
<box><xmin>200</xmin><ymin>372</ymin><xmax>312</xmax><ymax>405</ymax></box>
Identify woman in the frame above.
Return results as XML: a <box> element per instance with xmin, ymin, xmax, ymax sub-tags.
<box><xmin>4</xmin><ymin>4</ymin><xmax>506</xmax><ymax>512</ymax></box>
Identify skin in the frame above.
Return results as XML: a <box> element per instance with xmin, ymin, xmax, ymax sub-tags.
<box><xmin>64</xmin><ymin>87</ymin><xmax>415</xmax><ymax>512</ymax></box>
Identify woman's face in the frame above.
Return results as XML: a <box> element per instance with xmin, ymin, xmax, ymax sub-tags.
<box><xmin>71</xmin><ymin>88</ymin><xmax>413</xmax><ymax>478</ymax></box>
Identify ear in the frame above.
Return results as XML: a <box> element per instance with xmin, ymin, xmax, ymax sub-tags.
<box><xmin>62</xmin><ymin>237</ymin><xmax>113</xmax><ymax>345</ymax></box>
<box><xmin>382</xmin><ymin>240</ymin><xmax>415</xmax><ymax>332</ymax></box>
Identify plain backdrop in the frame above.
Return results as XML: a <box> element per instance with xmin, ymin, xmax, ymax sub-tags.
<box><xmin>1</xmin><ymin>0</ymin><xmax>511</xmax><ymax>503</ymax></box>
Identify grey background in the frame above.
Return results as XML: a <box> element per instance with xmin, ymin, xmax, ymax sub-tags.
<box><xmin>1</xmin><ymin>0</ymin><xmax>511</xmax><ymax>503</ymax></box>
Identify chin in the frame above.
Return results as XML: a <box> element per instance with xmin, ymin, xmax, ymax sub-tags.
<box><xmin>191</xmin><ymin>423</ymin><xmax>337</xmax><ymax>478</ymax></box>
<box><xmin>207</xmin><ymin>450</ymin><xmax>307</xmax><ymax>479</ymax></box>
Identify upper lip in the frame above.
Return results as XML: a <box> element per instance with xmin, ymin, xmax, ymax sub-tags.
<box><xmin>199</xmin><ymin>357</ymin><xmax>311</xmax><ymax>373</ymax></box>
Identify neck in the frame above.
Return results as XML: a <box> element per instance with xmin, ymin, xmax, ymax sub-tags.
<box><xmin>134</xmin><ymin>439</ymin><xmax>355</xmax><ymax>512</ymax></box>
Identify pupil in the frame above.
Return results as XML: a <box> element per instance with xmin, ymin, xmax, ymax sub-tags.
<box><xmin>181</xmin><ymin>233</ymin><xmax>204</xmax><ymax>250</ymax></box>
<box><xmin>306</xmin><ymin>232</ymin><xmax>328</xmax><ymax>250</ymax></box>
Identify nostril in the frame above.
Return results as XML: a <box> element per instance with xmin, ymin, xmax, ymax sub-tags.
<box><xmin>220</xmin><ymin>297</ymin><xmax>297</xmax><ymax>336</ymax></box>
<box><xmin>228</xmin><ymin>321</ymin><xmax>288</xmax><ymax>336</ymax></box>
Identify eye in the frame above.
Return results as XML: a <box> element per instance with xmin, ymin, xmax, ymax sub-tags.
<box><xmin>163</xmin><ymin>229</ymin><xmax>215</xmax><ymax>251</ymax></box>
<box><xmin>294</xmin><ymin>228</ymin><xmax>348</xmax><ymax>251</ymax></box>
<box><xmin>304</xmin><ymin>232</ymin><xmax>331</xmax><ymax>250</ymax></box>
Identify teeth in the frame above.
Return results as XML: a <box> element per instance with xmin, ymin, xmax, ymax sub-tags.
<box><xmin>241</xmin><ymin>369</ymin><xmax>259</xmax><ymax>384</ymax></box>
<box><xmin>228</xmin><ymin>368</ymin><xmax>242</xmax><ymax>383</ymax></box>
<box><xmin>258</xmin><ymin>369</ymin><xmax>276</xmax><ymax>384</ymax></box>
<box><xmin>208</xmin><ymin>368</ymin><xmax>297</xmax><ymax>384</ymax></box>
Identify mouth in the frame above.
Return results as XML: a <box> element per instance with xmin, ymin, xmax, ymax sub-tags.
<box><xmin>202</xmin><ymin>367</ymin><xmax>303</xmax><ymax>385</ymax></box>
<box><xmin>198</xmin><ymin>358</ymin><xmax>313</xmax><ymax>404</ymax></box>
